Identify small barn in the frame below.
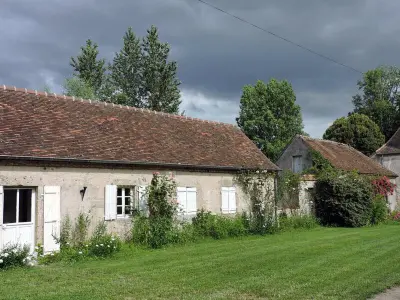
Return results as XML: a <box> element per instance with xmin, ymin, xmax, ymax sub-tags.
<box><xmin>277</xmin><ymin>135</ymin><xmax>398</xmax><ymax>213</ymax></box>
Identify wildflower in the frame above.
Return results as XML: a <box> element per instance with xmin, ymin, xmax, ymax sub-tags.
<box><xmin>85</xmin><ymin>245</ymin><xmax>88</xmax><ymax>247</ymax></box>
<box><xmin>256</xmin><ymin>170</ymin><xmax>260</xmax><ymax>174</ymax></box>
<box><xmin>107</xmin><ymin>245</ymin><xmax>110</xmax><ymax>248</ymax></box>
<box><xmin>114</xmin><ymin>246</ymin><xmax>116</xmax><ymax>249</ymax></box>
<box><xmin>26</xmin><ymin>256</ymin><xmax>30</xmax><ymax>261</ymax></box>
<box><xmin>35</xmin><ymin>246</ymin><xmax>39</xmax><ymax>250</ymax></box>
<box><xmin>111</xmin><ymin>238</ymin><xmax>115</xmax><ymax>241</ymax></box>
<box><xmin>28</xmin><ymin>262</ymin><xmax>34</xmax><ymax>267</ymax></box>
<box><xmin>12</xmin><ymin>249</ymin><xmax>18</xmax><ymax>254</ymax></box>
<box><xmin>66</xmin><ymin>242</ymin><xmax>70</xmax><ymax>245</ymax></box>
<box><xmin>3</xmin><ymin>253</ymin><xmax>9</xmax><ymax>258</ymax></box>
<box><xmin>78</xmin><ymin>251</ymin><xmax>82</xmax><ymax>255</ymax></box>
<box><xmin>0</xmin><ymin>259</ymin><xmax>3</xmax><ymax>264</ymax></box>
<box><xmin>50</xmin><ymin>253</ymin><xmax>54</xmax><ymax>256</ymax></box>
<box><xmin>100</xmin><ymin>244</ymin><xmax>104</xmax><ymax>247</ymax></box>
<box><xmin>96</xmin><ymin>245</ymin><xmax>99</xmax><ymax>247</ymax></box>
<box><xmin>23</xmin><ymin>258</ymin><xmax>26</xmax><ymax>263</ymax></box>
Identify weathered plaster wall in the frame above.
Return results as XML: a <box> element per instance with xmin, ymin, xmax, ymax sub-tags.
<box><xmin>0</xmin><ymin>165</ymin><xmax>255</xmax><ymax>244</ymax></box>
<box><xmin>375</xmin><ymin>155</ymin><xmax>400</xmax><ymax>210</ymax></box>
<box><xmin>276</xmin><ymin>137</ymin><xmax>312</xmax><ymax>173</ymax></box>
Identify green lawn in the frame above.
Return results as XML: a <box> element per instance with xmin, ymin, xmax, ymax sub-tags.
<box><xmin>2</xmin><ymin>225</ymin><xmax>400</xmax><ymax>300</ymax></box>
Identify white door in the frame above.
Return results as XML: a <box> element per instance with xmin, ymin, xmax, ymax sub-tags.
<box><xmin>43</xmin><ymin>186</ymin><xmax>61</xmax><ymax>253</ymax></box>
<box><xmin>0</xmin><ymin>187</ymin><xmax>35</xmax><ymax>252</ymax></box>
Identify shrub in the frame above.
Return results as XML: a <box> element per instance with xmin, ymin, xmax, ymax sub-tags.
<box><xmin>0</xmin><ymin>244</ymin><xmax>32</xmax><ymax>269</ymax></box>
<box><xmin>279</xmin><ymin>214</ymin><xmax>319</xmax><ymax>231</ymax></box>
<box><xmin>370</xmin><ymin>195</ymin><xmax>388</xmax><ymax>224</ymax></box>
<box><xmin>131</xmin><ymin>214</ymin><xmax>150</xmax><ymax>246</ymax></box>
<box><xmin>314</xmin><ymin>171</ymin><xmax>373</xmax><ymax>227</ymax></box>
<box><xmin>192</xmin><ymin>209</ymin><xmax>247</xmax><ymax>239</ymax></box>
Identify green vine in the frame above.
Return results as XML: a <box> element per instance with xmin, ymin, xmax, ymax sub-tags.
<box><xmin>277</xmin><ymin>170</ymin><xmax>301</xmax><ymax>211</ymax></box>
<box><xmin>235</xmin><ymin>169</ymin><xmax>277</xmax><ymax>234</ymax></box>
<box><xmin>302</xmin><ymin>149</ymin><xmax>335</xmax><ymax>176</ymax></box>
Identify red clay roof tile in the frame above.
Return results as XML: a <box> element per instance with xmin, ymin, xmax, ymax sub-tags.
<box><xmin>0</xmin><ymin>86</ymin><xmax>278</xmax><ymax>171</ymax></box>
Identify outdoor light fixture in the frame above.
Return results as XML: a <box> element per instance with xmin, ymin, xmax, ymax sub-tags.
<box><xmin>80</xmin><ymin>186</ymin><xmax>87</xmax><ymax>201</ymax></box>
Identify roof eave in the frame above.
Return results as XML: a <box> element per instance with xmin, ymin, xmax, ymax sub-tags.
<box><xmin>0</xmin><ymin>155</ymin><xmax>280</xmax><ymax>172</ymax></box>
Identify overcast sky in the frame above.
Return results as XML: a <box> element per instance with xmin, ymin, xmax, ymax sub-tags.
<box><xmin>1</xmin><ymin>0</ymin><xmax>399</xmax><ymax>137</ymax></box>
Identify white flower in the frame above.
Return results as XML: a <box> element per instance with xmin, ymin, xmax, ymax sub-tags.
<box><xmin>28</xmin><ymin>262</ymin><xmax>34</xmax><ymax>267</ymax></box>
<box><xmin>35</xmin><ymin>246</ymin><xmax>39</xmax><ymax>250</ymax></box>
<box><xmin>85</xmin><ymin>245</ymin><xmax>88</xmax><ymax>247</ymax></box>
<box><xmin>78</xmin><ymin>251</ymin><xmax>82</xmax><ymax>255</ymax></box>
<box><xmin>256</xmin><ymin>170</ymin><xmax>260</xmax><ymax>174</ymax></box>
<box><xmin>100</xmin><ymin>244</ymin><xmax>104</xmax><ymax>247</ymax></box>
<box><xmin>114</xmin><ymin>246</ymin><xmax>116</xmax><ymax>249</ymax></box>
<box><xmin>26</xmin><ymin>256</ymin><xmax>30</xmax><ymax>261</ymax></box>
<box><xmin>50</xmin><ymin>253</ymin><xmax>54</xmax><ymax>256</ymax></box>
<box><xmin>96</xmin><ymin>245</ymin><xmax>99</xmax><ymax>247</ymax></box>
<box><xmin>23</xmin><ymin>258</ymin><xmax>27</xmax><ymax>263</ymax></box>
<box><xmin>12</xmin><ymin>249</ymin><xmax>18</xmax><ymax>254</ymax></box>
<box><xmin>107</xmin><ymin>245</ymin><xmax>110</xmax><ymax>248</ymax></box>
<box><xmin>66</xmin><ymin>242</ymin><xmax>70</xmax><ymax>245</ymax></box>
<box><xmin>0</xmin><ymin>259</ymin><xmax>3</xmax><ymax>264</ymax></box>
<box><xmin>3</xmin><ymin>253</ymin><xmax>9</xmax><ymax>258</ymax></box>
<box><xmin>111</xmin><ymin>238</ymin><xmax>115</xmax><ymax>241</ymax></box>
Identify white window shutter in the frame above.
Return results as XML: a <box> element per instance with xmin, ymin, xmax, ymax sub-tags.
<box><xmin>43</xmin><ymin>186</ymin><xmax>61</xmax><ymax>253</ymax></box>
<box><xmin>186</xmin><ymin>188</ymin><xmax>197</xmax><ymax>214</ymax></box>
<box><xmin>221</xmin><ymin>187</ymin><xmax>229</xmax><ymax>213</ymax></box>
<box><xmin>0</xmin><ymin>186</ymin><xmax>3</xmax><ymax>250</ymax></box>
<box><xmin>138</xmin><ymin>185</ymin><xmax>148</xmax><ymax>213</ymax></box>
<box><xmin>229</xmin><ymin>187</ymin><xmax>237</xmax><ymax>213</ymax></box>
<box><xmin>104</xmin><ymin>185</ymin><xmax>117</xmax><ymax>220</ymax></box>
<box><xmin>177</xmin><ymin>187</ymin><xmax>187</xmax><ymax>213</ymax></box>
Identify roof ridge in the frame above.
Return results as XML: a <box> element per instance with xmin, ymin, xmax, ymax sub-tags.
<box><xmin>1</xmin><ymin>84</ymin><xmax>237</xmax><ymax>128</ymax></box>
<box><xmin>299</xmin><ymin>135</ymin><xmax>351</xmax><ymax>147</ymax></box>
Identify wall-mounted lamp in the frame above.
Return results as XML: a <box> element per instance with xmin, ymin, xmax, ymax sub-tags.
<box><xmin>80</xmin><ymin>186</ymin><xmax>87</xmax><ymax>201</ymax></box>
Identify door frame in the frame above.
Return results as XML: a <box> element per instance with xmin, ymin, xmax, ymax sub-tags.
<box><xmin>1</xmin><ymin>187</ymin><xmax>36</xmax><ymax>252</ymax></box>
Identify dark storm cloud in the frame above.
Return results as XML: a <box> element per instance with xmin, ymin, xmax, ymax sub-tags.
<box><xmin>1</xmin><ymin>0</ymin><xmax>400</xmax><ymax>136</ymax></box>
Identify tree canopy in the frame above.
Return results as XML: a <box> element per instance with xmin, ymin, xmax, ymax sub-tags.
<box><xmin>236</xmin><ymin>79</ymin><xmax>304</xmax><ymax>162</ymax></box>
<box><xmin>68</xmin><ymin>26</ymin><xmax>181</xmax><ymax>114</ymax></box>
<box><xmin>323</xmin><ymin>113</ymin><xmax>385</xmax><ymax>156</ymax></box>
<box><xmin>352</xmin><ymin>65</ymin><xmax>400</xmax><ymax>140</ymax></box>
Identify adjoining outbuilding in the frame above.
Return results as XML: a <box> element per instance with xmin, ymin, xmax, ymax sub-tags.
<box><xmin>276</xmin><ymin>135</ymin><xmax>398</xmax><ymax>213</ymax></box>
<box><xmin>0</xmin><ymin>86</ymin><xmax>279</xmax><ymax>253</ymax></box>
<box><xmin>373</xmin><ymin>127</ymin><xmax>400</xmax><ymax>206</ymax></box>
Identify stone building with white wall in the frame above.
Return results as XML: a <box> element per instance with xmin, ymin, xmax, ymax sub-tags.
<box><xmin>0</xmin><ymin>86</ymin><xmax>279</xmax><ymax>253</ymax></box>
<box><xmin>277</xmin><ymin>135</ymin><xmax>398</xmax><ymax>214</ymax></box>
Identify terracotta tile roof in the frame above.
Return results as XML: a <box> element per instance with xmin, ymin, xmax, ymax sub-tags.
<box><xmin>0</xmin><ymin>86</ymin><xmax>279</xmax><ymax>171</ymax></box>
<box><xmin>300</xmin><ymin>135</ymin><xmax>397</xmax><ymax>177</ymax></box>
<box><xmin>375</xmin><ymin>127</ymin><xmax>400</xmax><ymax>155</ymax></box>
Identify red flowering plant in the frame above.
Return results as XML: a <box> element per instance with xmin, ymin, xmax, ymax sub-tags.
<box><xmin>371</xmin><ymin>176</ymin><xmax>396</xmax><ymax>197</ymax></box>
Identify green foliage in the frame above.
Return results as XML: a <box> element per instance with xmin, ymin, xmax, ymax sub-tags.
<box><xmin>69</xmin><ymin>26</ymin><xmax>181</xmax><ymax>113</ymax></box>
<box><xmin>278</xmin><ymin>214</ymin><xmax>319</xmax><ymax>231</ymax></box>
<box><xmin>235</xmin><ymin>170</ymin><xmax>277</xmax><ymax>234</ymax></box>
<box><xmin>192</xmin><ymin>209</ymin><xmax>247</xmax><ymax>239</ymax></box>
<box><xmin>323</xmin><ymin>113</ymin><xmax>385</xmax><ymax>156</ymax></box>
<box><xmin>314</xmin><ymin>171</ymin><xmax>374</xmax><ymax>227</ymax></box>
<box><xmin>236</xmin><ymin>79</ymin><xmax>304</xmax><ymax>162</ymax></box>
<box><xmin>370</xmin><ymin>195</ymin><xmax>388</xmax><ymax>225</ymax></box>
<box><xmin>304</xmin><ymin>149</ymin><xmax>334</xmax><ymax>175</ymax></box>
<box><xmin>47</xmin><ymin>213</ymin><xmax>121</xmax><ymax>264</ymax></box>
<box><xmin>0</xmin><ymin>244</ymin><xmax>32</xmax><ymax>270</ymax></box>
<box><xmin>70</xmin><ymin>39</ymin><xmax>106</xmax><ymax>93</ymax></box>
<box><xmin>277</xmin><ymin>170</ymin><xmax>301</xmax><ymax>210</ymax></box>
<box><xmin>63</xmin><ymin>77</ymin><xmax>97</xmax><ymax>100</ymax></box>
<box><xmin>352</xmin><ymin>65</ymin><xmax>400</xmax><ymax>140</ymax></box>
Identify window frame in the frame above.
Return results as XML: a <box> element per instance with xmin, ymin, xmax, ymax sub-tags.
<box><xmin>3</xmin><ymin>187</ymin><xmax>34</xmax><ymax>225</ymax></box>
<box><xmin>116</xmin><ymin>186</ymin><xmax>136</xmax><ymax>219</ymax></box>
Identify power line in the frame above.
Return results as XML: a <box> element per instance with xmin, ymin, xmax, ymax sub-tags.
<box><xmin>195</xmin><ymin>0</ymin><xmax>364</xmax><ymax>74</ymax></box>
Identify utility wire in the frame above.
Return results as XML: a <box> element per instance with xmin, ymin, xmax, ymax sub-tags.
<box><xmin>195</xmin><ymin>0</ymin><xmax>364</xmax><ymax>74</ymax></box>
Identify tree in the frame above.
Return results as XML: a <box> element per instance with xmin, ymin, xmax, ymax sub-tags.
<box><xmin>323</xmin><ymin>113</ymin><xmax>385</xmax><ymax>156</ymax></box>
<box><xmin>70</xmin><ymin>39</ymin><xmax>106</xmax><ymax>94</ymax></box>
<box><xmin>140</xmin><ymin>26</ymin><xmax>181</xmax><ymax>113</ymax></box>
<box><xmin>352</xmin><ymin>65</ymin><xmax>400</xmax><ymax>140</ymax></box>
<box><xmin>236</xmin><ymin>79</ymin><xmax>304</xmax><ymax>162</ymax></box>
<box><xmin>63</xmin><ymin>77</ymin><xmax>97</xmax><ymax>100</ymax></box>
<box><xmin>109</xmin><ymin>27</ymin><xmax>143</xmax><ymax>107</ymax></box>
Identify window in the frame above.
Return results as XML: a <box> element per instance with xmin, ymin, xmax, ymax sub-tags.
<box><xmin>105</xmin><ymin>185</ymin><xmax>147</xmax><ymax>220</ymax></box>
<box><xmin>116</xmin><ymin>187</ymin><xmax>134</xmax><ymax>218</ymax></box>
<box><xmin>292</xmin><ymin>155</ymin><xmax>303</xmax><ymax>173</ymax></box>
<box><xmin>3</xmin><ymin>188</ymin><xmax>32</xmax><ymax>224</ymax></box>
<box><xmin>177</xmin><ymin>187</ymin><xmax>197</xmax><ymax>214</ymax></box>
<box><xmin>221</xmin><ymin>187</ymin><xmax>237</xmax><ymax>213</ymax></box>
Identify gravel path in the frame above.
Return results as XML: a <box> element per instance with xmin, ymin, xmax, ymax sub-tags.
<box><xmin>372</xmin><ymin>287</ymin><xmax>400</xmax><ymax>300</ymax></box>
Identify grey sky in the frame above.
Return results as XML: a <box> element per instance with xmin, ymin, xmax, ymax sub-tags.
<box><xmin>1</xmin><ymin>0</ymin><xmax>399</xmax><ymax>137</ymax></box>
